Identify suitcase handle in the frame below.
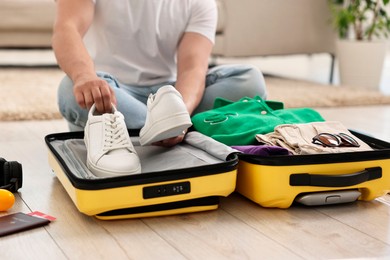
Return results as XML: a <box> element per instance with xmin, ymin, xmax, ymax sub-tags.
<box><xmin>289</xmin><ymin>167</ymin><xmax>382</xmax><ymax>187</ymax></box>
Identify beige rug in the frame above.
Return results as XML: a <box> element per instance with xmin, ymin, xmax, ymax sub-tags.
<box><xmin>1</xmin><ymin>68</ymin><xmax>390</xmax><ymax>121</ymax></box>
<box><xmin>265</xmin><ymin>74</ymin><xmax>390</xmax><ymax>107</ymax></box>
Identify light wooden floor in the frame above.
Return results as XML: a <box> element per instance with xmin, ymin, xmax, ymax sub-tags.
<box><xmin>1</xmin><ymin>105</ymin><xmax>390</xmax><ymax>260</ymax></box>
<box><xmin>2</xmin><ymin>49</ymin><xmax>390</xmax><ymax>259</ymax></box>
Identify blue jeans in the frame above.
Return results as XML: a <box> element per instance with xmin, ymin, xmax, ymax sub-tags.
<box><xmin>57</xmin><ymin>64</ymin><xmax>267</xmax><ymax>131</ymax></box>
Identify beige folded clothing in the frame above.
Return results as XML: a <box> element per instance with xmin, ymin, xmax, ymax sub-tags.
<box><xmin>255</xmin><ymin>121</ymin><xmax>373</xmax><ymax>155</ymax></box>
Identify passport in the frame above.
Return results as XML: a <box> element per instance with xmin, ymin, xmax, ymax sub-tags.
<box><xmin>0</xmin><ymin>212</ymin><xmax>50</xmax><ymax>237</ymax></box>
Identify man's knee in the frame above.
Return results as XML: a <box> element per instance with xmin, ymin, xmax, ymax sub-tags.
<box><xmin>242</xmin><ymin>65</ymin><xmax>267</xmax><ymax>99</ymax></box>
<box><xmin>216</xmin><ymin>64</ymin><xmax>267</xmax><ymax>100</ymax></box>
<box><xmin>207</xmin><ymin>64</ymin><xmax>266</xmax><ymax>97</ymax></box>
<box><xmin>57</xmin><ymin>75</ymin><xmax>87</xmax><ymax>128</ymax></box>
<box><xmin>58</xmin><ymin>75</ymin><xmax>74</xmax><ymax>98</ymax></box>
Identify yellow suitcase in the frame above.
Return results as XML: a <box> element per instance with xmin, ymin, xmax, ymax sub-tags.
<box><xmin>235</xmin><ymin>130</ymin><xmax>390</xmax><ymax>208</ymax></box>
<box><xmin>45</xmin><ymin>131</ymin><xmax>238</xmax><ymax>220</ymax></box>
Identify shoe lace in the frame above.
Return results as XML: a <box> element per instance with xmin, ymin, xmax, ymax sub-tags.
<box><xmin>103</xmin><ymin>113</ymin><xmax>131</xmax><ymax>152</ymax></box>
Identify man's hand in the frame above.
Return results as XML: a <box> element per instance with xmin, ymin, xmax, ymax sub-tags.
<box><xmin>73</xmin><ymin>77</ymin><xmax>117</xmax><ymax>113</ymax></box>
<box><xmin>152</xmin><ymin>129</ymin><xmax>188</xmax><ymax>147</ymax></box>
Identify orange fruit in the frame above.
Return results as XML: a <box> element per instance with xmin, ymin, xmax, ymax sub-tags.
<box><xmin>0</xmin><ymin>189</ymin><xmax>15</xmax><ymax>211</ymax></box>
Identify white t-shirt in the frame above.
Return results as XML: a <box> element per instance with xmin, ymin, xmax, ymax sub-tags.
<box><xmin>85</xmin><ymin>0</ymin><xmax>217</xmax><ymax>85</ymax></box>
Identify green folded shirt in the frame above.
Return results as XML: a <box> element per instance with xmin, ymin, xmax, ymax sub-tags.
<box><xmin>191</xmin><ymin>96</ymin><xmax>325</xmax><ymax>145</ymax></box>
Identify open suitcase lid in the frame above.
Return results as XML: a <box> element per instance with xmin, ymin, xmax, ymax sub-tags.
<box><xmin>234</xmin><ymin>130</ymin><xmax>390</xmax><ymax>208</ymax></box>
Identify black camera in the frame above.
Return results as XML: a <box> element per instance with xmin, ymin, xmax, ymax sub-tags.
<box><xmin>0</xmin><ymin>157</ymin><xmax>23</xmax><ymax>192</ymax></box>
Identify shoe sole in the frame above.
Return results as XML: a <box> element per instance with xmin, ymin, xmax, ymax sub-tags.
<box><xmin>86</xmin><ymin>158</ymin><xmax>141</xmax><ymax>177</ymax></box>
<box><xmin>139</xmin><ymin>113</ymin><xmax>192</xmax><ymax>145</ymax></box>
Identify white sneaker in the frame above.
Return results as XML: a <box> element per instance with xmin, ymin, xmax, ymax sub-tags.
<box><xmin>84</xmin><ymin>104</ymin><xmax>141</xmax><ymax>177</ymax></box>
<box><xmin>139</xmin><ymin>85</ymin><xmax>192</xmax><ymax>145</ymax></box>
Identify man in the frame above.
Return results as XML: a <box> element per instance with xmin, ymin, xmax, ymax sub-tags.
<box><xmin>53</xmin><ymin>0</ymin><xmax>267</xmax><ymax>147</ymax></box>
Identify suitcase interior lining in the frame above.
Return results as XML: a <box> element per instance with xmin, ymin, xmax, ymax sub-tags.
<box><xmin>49</xmin><ymin>131</ymin><xmax>237</xmax><ymax>180</ymax></box>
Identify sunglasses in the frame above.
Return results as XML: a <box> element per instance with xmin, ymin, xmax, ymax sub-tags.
<box><xmin>312</xmin><ymin>132</ymin><xmax>360</xmax><ymax>148</ymax></box>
